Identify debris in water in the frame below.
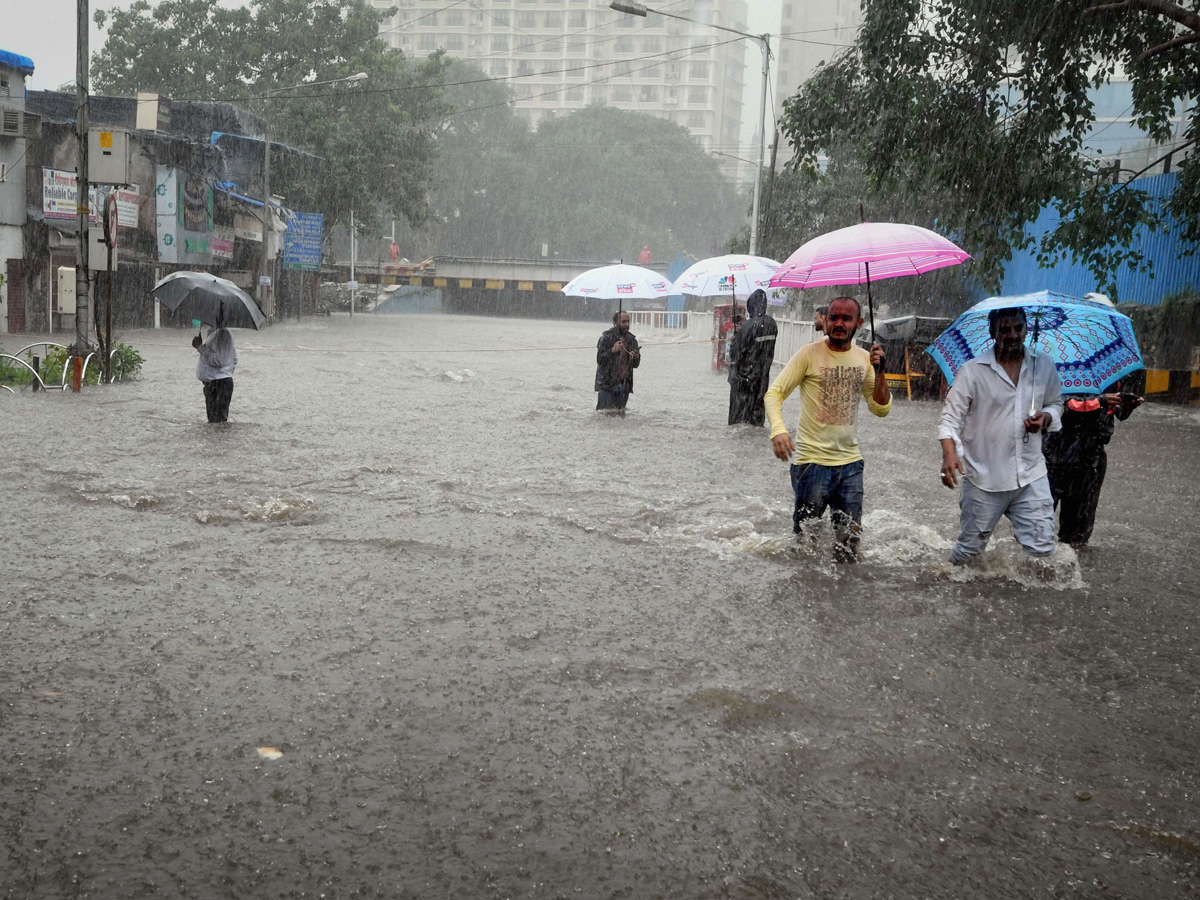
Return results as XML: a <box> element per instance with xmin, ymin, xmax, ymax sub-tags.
<box><xmin>257</xmin><ymin>747</ymin><xmax>283</xmax><ymax>760</ymax></box>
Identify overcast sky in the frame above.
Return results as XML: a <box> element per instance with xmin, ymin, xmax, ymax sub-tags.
<box><xmin>6</xmin><ymin>0</ymin><xmax>783</xmax><ymax>165</ymax></box>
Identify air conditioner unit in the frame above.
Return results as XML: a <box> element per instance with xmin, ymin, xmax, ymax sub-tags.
<box><xmin>1</xmin><ymin>108</ymin><xmax>21</xmax><ymax>137</ymax></box>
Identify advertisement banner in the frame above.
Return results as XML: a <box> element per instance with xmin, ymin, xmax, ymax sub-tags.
<box><xmin>155</xmin><ymin>165</ymin><xmax>179</xmax><ymax>263</ymax></box>
<box><xmin>283</xmin><ymin>212</ymin><xmax>323</xmax><ymax>272</ymax></box>
<box><xmin>211</xmin><ymin>226</ymin><xmax>235</xmax><ymax>261</ymax></box>
<box><xmin>43</xmin><ymin>168</ymin><xmax>141</xmax><ymax>228</ymax></box>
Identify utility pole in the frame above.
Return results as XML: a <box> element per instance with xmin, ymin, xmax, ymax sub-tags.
<box><xmin>259</xmin><ymin>122</ymin><xmax>272</xmax><ymax>318</ymax></box>
<box><xmin>349</xmin><ymin>208</ymin><xmax>356</xmax><ymax>319</ymax></box>
<box><xmin>74</xmin><ymin>0</ymin><xmax>90</xmax><ymax>388</ymax></box>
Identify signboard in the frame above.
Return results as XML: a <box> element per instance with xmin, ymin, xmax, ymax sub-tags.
<box><xmin>211</xmin><ymin>226</ymin><xmax>235</xmax><ymax>261</ymax></box>
<box><xmin>282</xmin><ymin>212</ymin><xmax>323</xmax><ymax>272</ymax></box>
<box><xmin>234</xmin><ymin>213</ymin><xmax>263</xmax><ymax>243</ymax></box>
<box><xmin>155</xmin><ymin>165</ymin><xmax>178</xmax><ymax>263</ymax></box>
<box><xmin>259</xmin><ymin>275</ymin><xmax>272</xmax><ymax>286</ymax></box>
<box><xmin>42</xmin><ymin>168</ymin><xmax>140</xmax><ymax>228</ymax></box>
<box><xmin>155</xmin><ymin>164</ymin><xmax>212</xmax><ymax>265</ymax></box>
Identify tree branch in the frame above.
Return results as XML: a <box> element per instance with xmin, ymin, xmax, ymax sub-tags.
<box><xmin>1138</xmin><ymin>31</ymin><xmax>1200</xmax><ymax>60</ymax></box>
<box><xmin>1085</xmin><ymin>0</ymin><xmax>1200</xmax><ymax>33</ymax></box>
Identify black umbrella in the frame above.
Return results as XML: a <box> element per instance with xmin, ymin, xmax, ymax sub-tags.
<box><xmin>150</xmin><ymin>271</ymin><xmax>267</xmax><ymax>330</ymax></box>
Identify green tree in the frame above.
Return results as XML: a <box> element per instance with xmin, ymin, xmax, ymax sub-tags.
<box><xmin>93</xmin><ymin>0</ymin><xmax>451</xmax><ymax>230</ymax></box>
<box><xmin>777</xmin><ymin>0</ymin><xmax>1200</xmax><ymax>295</ymax></box>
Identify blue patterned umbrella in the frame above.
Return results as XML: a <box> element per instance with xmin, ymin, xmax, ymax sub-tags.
<box><xmin>927</xmin><ymin>290</ymin><xmax>1144</xmax><ymax>395</ymax></box>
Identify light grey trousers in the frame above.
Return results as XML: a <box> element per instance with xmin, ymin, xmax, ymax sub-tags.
<box><xmin>950</xmin><ymin>475</ymin><xmax>1056</xmax><ymax>565</ymax></box>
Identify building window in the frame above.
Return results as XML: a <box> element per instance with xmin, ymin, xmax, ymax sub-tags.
<box><xmin>567</xmin><ymin>39</ymin><xmax>587</xmax><ymax>55</ymax></box>
<box><xmin>418</xmin><ymin>33</ymin><xmax>437</xmax><ymax>51</ymax></box>
<box><xmin>783</xmin><ymin>3</ymin><xmax>793</xmax><ymax>17</ymax></box>
<box><xmin>517</xmin><ymin>60</ymin><xmax>534</xmax><ymax>76</ymax></box>
<box><xmin>516</xmin><ymin>10</ymin><xmax>536</xmax><ymax>27</ymax></box>
<box><xmin>643</xmin><ymin>64</ymin><xmax>661</xmax><ymax>79</ymax></box>
<box><xmin>690</xmin><ymin>62</ymin><xmax>709</xmax><ymax>80</ymax></box>
<box><xmin>492</xmin><ymin>10</ymin><xmax>510</xmax><ymax>25</ymax></box>
<box><xmin>544</xmin><ymin>39</ymin><xmax>562</xmax><ymax>54</ymax></box>
<box><xmin>690</xmin><ymin>41</ymin><xmax>710</xmax><ymax>56</ymax></box>
<box><xmin>642</xmin><ymin>36</ymin><xmax>662</xmax><ymax>53</ymax></box>
<box><xmin>612</xmin><ymin>85</ymin><xmax>633</xmax><ymax>103</ymax></box>
<box><xmin>445</xmin><ymin>9</ymin><xmax>464</xmax><ymax>26</ymax></box>
<box><xmin>687</xmin><ymin>111</ymin><xmax>706</xmax><ymax>128</ymax></box>
<box><xmin>445</xmin><ymin>33</ymin><xmax>463</xmax><ymax>50</ymax></box>
<box><xmin>491</xmin><ymin>34</ymin><xmax>509</xmax><ymax>51</ymax></box>
<box><xmin>687</xmin><ymin>85</ymin><xmax>706</xmax><ymax>104</ymax></box>
<box><xmin>566</xmin><ymin>86</ymin><xmax>584</xmax><ymax>103</ymax></box>
<box><xmin>418</xmin><ymin>8</ymin><xmax>437</xmax><ymax>26</ymax></box>
<box><xmin>541</xmin><ymin>61</ymin><xmax>561</xmax><ymax>77</ymax></box>
<box><xmin>490</xmin><ymin>60</ymin><xmax>509</xmax><ymax>77</ymax></box>
<box><xmin>618</xmin><ymin>14</ymin><xmax>635</xmax><ymax>27</ymax></box>
<box><xmin>544</xmin><ymin>11</ymin><xmax>563</xmax><ymax>28</ymax></box>
<box><xmin>639</xmin><ymin>85</ymin><xmax>659</xmax><ymax>103</ymax></box>
<box><xmin>616</xmin><ymin>37</ymin><xmax>634</xmax><ymax>53</ymax></box>
<box><xmin>568</xmin><ymin>10</ymin><xmax>586</xmax><ymax>27</ymax></box>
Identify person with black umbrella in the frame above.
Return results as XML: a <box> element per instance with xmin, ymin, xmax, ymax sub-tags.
<box><xmin>193</xmin><ymin>310</ymin><xmax>238</xmax><ymax>423</ymax></box>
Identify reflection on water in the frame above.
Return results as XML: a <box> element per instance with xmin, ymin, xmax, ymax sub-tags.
<box><xmin>2</xmin><ymin>314</ymin><xmax>1199</xmax><ymax>898</ymax></box>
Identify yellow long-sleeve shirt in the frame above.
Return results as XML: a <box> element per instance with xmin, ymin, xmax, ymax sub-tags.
<box><xmin>764</xmin><ymin>340</ymin><xmax>891</xmax><ymax>466</ymax></box>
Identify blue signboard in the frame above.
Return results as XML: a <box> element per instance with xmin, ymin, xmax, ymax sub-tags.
<box><xmin>283</xmin><ymin>212</ymin><xmax>323</xmax><ymax>272</ymax></box>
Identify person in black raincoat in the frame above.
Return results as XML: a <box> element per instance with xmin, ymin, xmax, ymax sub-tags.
<box><xmin>1043</xmin><ymin>385</ymin><xmax>1142</xmax><ymax>547</ymax></box>
<box><xmin>727</xmin><ymin>289</ymin><xmax>778</xmax><ymax>426</ymax></box>
<box><xmin>595</xmin><ymin>310</ymin><xmax>641</xmax><ymax>415</ymax></box>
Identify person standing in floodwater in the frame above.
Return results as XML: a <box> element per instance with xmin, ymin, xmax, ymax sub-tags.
<box><xmin>595</xmin><ymin>311</ymin><xmax>641</xmax><ymax>415</ymax></box>
<box><xmin>727</xmin><ymin>288</ymin><xmax>778</xmax><ymax>426</ymax></box>
<box><xmin>1044</xmin><ymin>383</ymin><xmax>1143</xmax><ymax>547</ymax></box>
<box><xmin>764</xmin><ymin>296</ymin><xmax>890</xmax><ymax>562</ymax></box>
<box><xmin>939</xmin><ymin>307</ymin><xmax>1063</xmax><ymax>564</ymax></box>
<box><xmin>193</xmin><ymin>323</ymin><xmax>237</xmax><ymax>423</ymax></box>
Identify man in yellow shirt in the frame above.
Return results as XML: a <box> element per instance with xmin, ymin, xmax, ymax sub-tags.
<box><xmin>764</xmin><ymin>296</ymin><xmax>891</xmax><ymax>561</ymax></box>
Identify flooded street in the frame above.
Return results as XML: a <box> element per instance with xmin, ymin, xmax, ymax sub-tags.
<box><xmin>2</xmin><ymin>313</ymin><xmax>1199</xmax><ymax>899</ymax></box>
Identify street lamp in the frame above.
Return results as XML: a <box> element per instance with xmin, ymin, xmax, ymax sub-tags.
<box><xmin>259</xmin><ymin>72</ymin><xmax>367</xmax><ymax>321</ymax></box>
<box><xmin>610</xmin><ymin>2</ymin><xmax>771</xmax><ymax>256</ymax></box>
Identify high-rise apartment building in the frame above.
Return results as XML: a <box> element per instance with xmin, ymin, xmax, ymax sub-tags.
<box><xmin>369</xmin><ymin>0</ymin><xmax>747</xmax><ymax>164</ymax></box>
<box><xmin>772</xmin><ymin>0</ymin><xmax>859</xmax><ymax>159</ymax></box>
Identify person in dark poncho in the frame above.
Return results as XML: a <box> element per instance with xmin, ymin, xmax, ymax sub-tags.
<box><xmin>595</xmin><ymin>311</ymin><xmax>641</xmax><ymax>415</ymax></box>
<box><xmin>727</xmin><ymin>289</ymin><xmax>778</xmax><ymax>426</ymax></box>
<box><xmin>1044</xmin><ymin>385</ymin><xmax>1142</xmax><ymax>547</ymax></box>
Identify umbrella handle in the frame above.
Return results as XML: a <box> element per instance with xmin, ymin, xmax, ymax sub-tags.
<box><xmin>864</xmin><ymin>262</ymin><xmax>880</xmax><ymax>371</ymax></box>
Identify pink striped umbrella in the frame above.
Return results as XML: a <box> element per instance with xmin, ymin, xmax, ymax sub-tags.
<box><xmin>769</xmin><ymin>222</ymin><xmax>970</xmax><ymax>289</ymax></box>
<box><xmin>769</xmin><ymin>222</ymin><xmax>970</xmax><ymax>353</ymax></box>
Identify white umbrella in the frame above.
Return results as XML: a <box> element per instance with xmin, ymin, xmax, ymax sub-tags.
<box><xmin>670</xmin><ymin>254</ymin><xmax>786</xmax><ymax>305</ymax></box>
<box><xmin>561</xmin><ymin>264</ymin><xmax>672</xmax><ymax>313</ymax></box>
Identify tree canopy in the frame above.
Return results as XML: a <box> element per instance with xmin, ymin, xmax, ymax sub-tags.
<box><xmin>395</xmin><ymin>101</ymin><xmax>745</xmax><ymax>263</ymax></box>
<box><xmin>777</xmin><ymin>0</ymin><xmax>1200</xmax><ymax>296</ymax></box>
<box><xmin>93</xmin><ymin>0</ymin><xmax>451</xmax><ymax>229</ymax></box>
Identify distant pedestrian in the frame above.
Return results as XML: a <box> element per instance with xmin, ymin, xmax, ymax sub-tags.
<box><xmin>638</xmin><ymin>245</ymin><xmax>652</xmax><ymax>264</ymax></box>
<box><xmin>193</xmin><ymin>321</ymin><xmax>237</xmax><ymax>423</ymax></box>
<box><xmin>727</xmin><ymin>289</ymin><xmax>778</xmax><ymax>426</ymax></box>
<box><xmin>813</xmin><ymin>305</ymin><xmax>828</xmax><ymax>335</ymax></box>
<box><xmin>595</xmin><ymin>311</ymin><xmax>641</xmax><ymax>415</ymax></box>
<box><xmin>938</xmin><ymin>307</ymin><xmax>1063</xmax><ymax>564</ymax></box>
<box><xmin>1044</xmin><ymin>384</ymin><xmax>1143</xmax><ymax>547</ymax></box>
<box><xmin>765</xmin><ymin>296</ymin><xmax>891</xmax><ymax>561</ymax></box>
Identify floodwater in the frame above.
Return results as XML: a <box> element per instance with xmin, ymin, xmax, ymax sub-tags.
<box><xmin>2</xmin><ymin>313</ymin><xmax>1198</xmax><ymax>899</ymax></box>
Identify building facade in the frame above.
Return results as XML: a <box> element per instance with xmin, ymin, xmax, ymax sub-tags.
<box><xmin>1</xmin><ymin>49</ymin><xmax>39</xmax><ymax>333</ymax></box>
<box><xmin>369</xmin><ymin>0</ymin><xmax>747</xmax><ymax>164</ymax></box>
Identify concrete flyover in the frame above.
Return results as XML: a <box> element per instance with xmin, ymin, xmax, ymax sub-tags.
<box><xmin>330</xmin><ymin>256</ymin><xmax>673</xmax><ymax>321</ymax></box>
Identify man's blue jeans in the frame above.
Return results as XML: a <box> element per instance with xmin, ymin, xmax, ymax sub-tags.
<box><xmin>950</xmin><ymin>476</ymin><xmax>1055</xmax><ymax>565</ymax></box>
<box><xmin>791</xmin><ymin>460</ymin><xmax>865</xmax><ymax>559</ymax></box>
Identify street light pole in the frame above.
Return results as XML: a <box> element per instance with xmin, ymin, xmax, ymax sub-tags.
<box><xmin>611</xmin><ymin>2</ymin><xmax>771</xmax><ymax>255</ymax></box>
<box><xmin>257</xmin><ymin>72</ymin><xmax>367</xmax><ymax>323</ymax></box>
<box><xmin>74</xmin><ymin>0</ymin><xmax>90</xmax><ymax>385</ymax></box>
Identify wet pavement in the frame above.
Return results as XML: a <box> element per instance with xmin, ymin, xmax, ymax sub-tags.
<box><xmin>2</xmin><ymin>314</ymin><xmax>1198</xmax><ymax>899</ymax></box>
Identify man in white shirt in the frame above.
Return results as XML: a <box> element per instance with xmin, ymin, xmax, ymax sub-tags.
<box><xmin>193</xmin><ymin>324</ymin><xmax>238</xmax><ymax>423</ymax></box>
<box><xmin>938</xmin><ymin>307</ymin><xmax>1063</xmax><ymax>564</ymax></box>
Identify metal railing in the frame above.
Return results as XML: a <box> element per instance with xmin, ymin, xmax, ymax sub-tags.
<box><xmin>0</xmin><ymin>342</ymin><xmax>132</xmax><ymax>392</ymax></box>
<box><xmin>772</xmin><ymin>318</ymin><xmax>817</xmax><ymax>368</ymax></box>
<box><xmin>627</xmin><ymin>310</ymin><xmax>712</xmax><ymax>343</ymax></box>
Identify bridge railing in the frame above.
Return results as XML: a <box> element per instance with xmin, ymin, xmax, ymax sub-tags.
<box><xmin>627</xmin><ymin>310</ymin><xmax>712</xmax><ymax>344</ymax></box>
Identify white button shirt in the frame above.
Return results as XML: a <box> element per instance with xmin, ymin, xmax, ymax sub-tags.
<box><xmin>937</xmin><ymin>347</ymin><xmax>1063</xmax><ymax>492</ymax></box>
